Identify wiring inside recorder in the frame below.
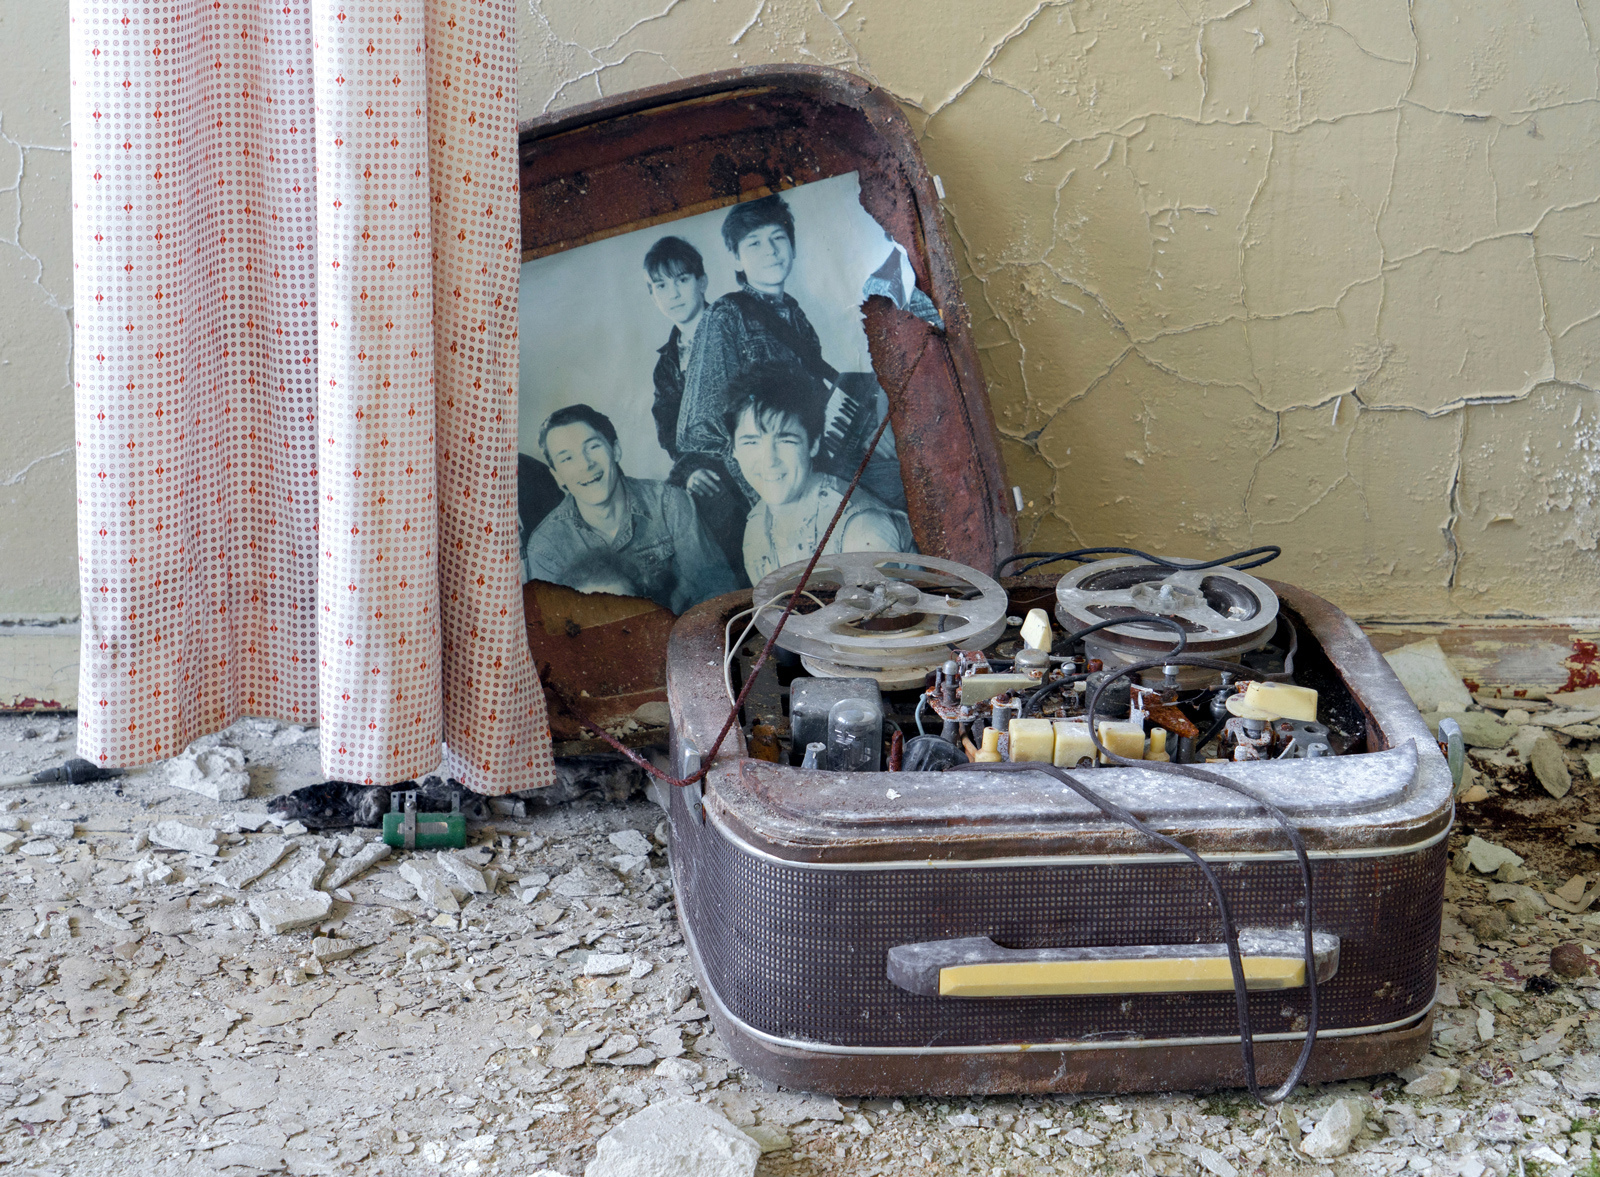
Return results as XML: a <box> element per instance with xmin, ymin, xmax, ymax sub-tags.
<box><xmin>726</xmin><ymin>547</ymin><xmax>1367</xmax><ymax>775</ymax></box>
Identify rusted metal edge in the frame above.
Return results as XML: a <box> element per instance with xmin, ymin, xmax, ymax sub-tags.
<box><xmin>705</xmin><ymin>1005</ymin><xmax>1433</xmax><ymax>1097</ymax></box>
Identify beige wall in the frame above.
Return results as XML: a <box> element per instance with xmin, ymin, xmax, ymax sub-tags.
<box><xmin>0</xmin><ymin>5</ymin><xmax>74</xmax><ymax>620</ymax></box>
<box><xmin>4</xmin><ymin>2</ymin><xmax>1597</xmax><ymax>627</ymax></box>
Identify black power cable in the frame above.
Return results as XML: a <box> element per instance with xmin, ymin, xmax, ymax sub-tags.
<box><xmin>1264</xmin><ymin>615</ymin><xmax>1299</xmax><ymax>682</ymax></box>
<box><xmin>1019</xmin><ymin>672</ymin><xmax>1090</xmax><ymax>718</ymax></box>
<box><xmin>1081</xmin><ymin>653</ymin><xmax>1320</xmax><ymax>1104</ymax></box>
<box><xmin>996</xmin><ymin>545</ymin><xmax>1282</xmax><ymax>579</ymax></box>
<box><xmin>948</xmin><ymin>755</ymin><xmax>1316</xmax><ymax>1105</ymax></box>
<box><xmin>956</xmin><ymin>651</ymin><xmax>1321</xmax><ymax>1105</ymax></box>
<box><xmin>1020</xmin><ymin>613</ymin><xmax>1187</xmax><ymax>717</ymax></box>
<box><xmin>1190</xmin><ymin>712</ymin><xmax>1231</xmax><ymax>759</ymax></box>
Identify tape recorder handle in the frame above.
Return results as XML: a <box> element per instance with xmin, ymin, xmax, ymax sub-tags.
<box><xmin>886</xmin><ymin>933</ymin><xmax>1339</xmax><ymax>999</ymax></box>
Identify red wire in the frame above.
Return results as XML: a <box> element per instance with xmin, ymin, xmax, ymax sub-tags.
<box><xmin>550</xmin><ymin>411</ymin><xmax>896</xmax><ymax>789</ymax></box>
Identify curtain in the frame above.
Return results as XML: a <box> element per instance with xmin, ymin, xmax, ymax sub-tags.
<box><xmin>69</xmin><ymin>0</ymin><xmax>554</xmax><ymax>795</ymax></box>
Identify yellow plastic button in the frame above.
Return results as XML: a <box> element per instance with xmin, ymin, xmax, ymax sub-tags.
<box><xmin>1007</xmin><ymin>718</ymin><xmax>1056</xmax><ymax>762</ymax></box>
<box><xmin>1225</xmin><ymin>681</ymin><xmax>1319</xmax><ymax>722</ymax></box>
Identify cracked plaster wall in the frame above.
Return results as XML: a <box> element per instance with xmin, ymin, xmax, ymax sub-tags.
<box><xmin>0</xmin><ymin>6</ymin><xmax>75</xmax><ymax>620</ymax></box>
<box><xmin>517</xmin><ymin>0</ymin><xmax>1600</xmax><ymax>621</ymax></box>
<box><xmin>4</xmin><ymin>3</ymin><xmax>1596</xmax><ymax>625</ymax></box>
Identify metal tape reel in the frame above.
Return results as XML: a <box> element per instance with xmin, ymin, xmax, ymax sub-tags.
<box><xmin>751</xmin><ymin>552</ymin><xmax>1008</xmax><ymax>676</ymax></box>
<box><xmin>1054</xmin><ymin>557</ymin><xmax>1279</xmax><ymax>660</ymax></box>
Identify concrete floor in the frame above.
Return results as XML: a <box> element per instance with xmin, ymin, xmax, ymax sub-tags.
<box><xmin>0</xmin><ymin>709</ymin><xmax>1597</xmax><ymax>1176</ymax></box>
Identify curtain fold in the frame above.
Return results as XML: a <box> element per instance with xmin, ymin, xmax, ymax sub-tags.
<box><xmin>70</xmin><ymin>0</ymin><xmax>553</xmax><ymax>795</ymax></box>
<box><xmin>425</xmin><ymin>6</ymin><xmax>552</xmax><ymax>788</ymax></box>
<box><xmin>313</xmin><ymin>1</ymin><xmax>443</xmax><ymax>782</ymax></box>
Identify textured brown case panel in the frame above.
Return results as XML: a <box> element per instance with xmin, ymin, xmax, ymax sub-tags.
<box><xmin>670</xmin><ymin>782</ymin><xmax>1445</xmax><ymax>1049</ymax></box>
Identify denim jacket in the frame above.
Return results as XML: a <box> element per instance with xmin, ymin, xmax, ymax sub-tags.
<box><xmin>523</xmin><ymin>475</ymin><xmax>738</xmax><ymax>615</ymax></box>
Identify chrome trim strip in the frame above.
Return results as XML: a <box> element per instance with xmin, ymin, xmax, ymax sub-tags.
<box><xmin>701</xmin><ymin>802</ymin><xmax>1450</xmax><ymax>871</ymax></box>
<box><xmin>678</xmin><ymin>901</ymin><xmax>1435</xmax><ymax>1058</ymax></box>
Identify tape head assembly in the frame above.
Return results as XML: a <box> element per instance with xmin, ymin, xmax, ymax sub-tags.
<box><xmin>737</xmin><ymin>549</ymin><xmax>1340</xmax><ymax>766</ymax></box>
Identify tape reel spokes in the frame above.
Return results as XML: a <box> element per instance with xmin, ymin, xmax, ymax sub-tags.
<box><xmin>1054</xmin><ymin>557</ymin><xmax>1280</xmax><ymax>658</ymax></box>
<box><xmin>752</xmin><ymin>551</ymin><xmax>1009</xmax><ymax>672</ymax></box>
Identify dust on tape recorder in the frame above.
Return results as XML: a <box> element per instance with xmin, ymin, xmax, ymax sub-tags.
<box><xmin>510</xmin><ymin>62</ymin><xmax>1453</xmax><ymax>1102</ymax></box>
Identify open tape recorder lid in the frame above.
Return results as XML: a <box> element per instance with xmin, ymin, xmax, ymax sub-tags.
<box><xmin>516</xmin><ymin>66</ymin><xmax>1014</xmax><ymax>741</ymax></box>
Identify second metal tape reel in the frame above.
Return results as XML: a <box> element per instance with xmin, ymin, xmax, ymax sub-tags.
<box><xmin>752</xmin><ymin>552</ymin><xmax>1009</xmax><ymax>689</ymax></box>
<box><xmin>1054</xmin><ymin>557</ymin><xmax>1280</xmax><ymax>684</ymax></box>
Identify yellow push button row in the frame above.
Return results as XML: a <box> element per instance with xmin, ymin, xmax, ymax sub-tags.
<box><xmin>886</xmin><ymin>930</ymin><xmax>1339</xmax><ymax>999</ymax></box>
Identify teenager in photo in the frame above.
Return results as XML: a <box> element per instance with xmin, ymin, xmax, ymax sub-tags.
<box><xmin>641</xmin><ymin>235</ymin><xmax>750</xmax><ymax>586</ymax></box>
<box><xmin>725</xmin><ymin>365</ymin><xmax>914</xmax><ymax>585</ymax></box>
<box><xmin>523</xmin><ymin>404</ymin><xmax>738</xmax><ymax>614</ymax></box>
<box><xmin>675</xmin><ymin>196</ymin><xmax>834</xmax><ymax>519</ymax></box>
<box><xmin>643</xmin><ymin>236</ymin><xmax>708</xmax><ymax>464</ymax></box>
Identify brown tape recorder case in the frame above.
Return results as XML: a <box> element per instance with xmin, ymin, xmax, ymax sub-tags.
<box><xmin>518</xmin><ymin>68</ymin><xmax>1450</xmax><ymax>1096</ymax></box>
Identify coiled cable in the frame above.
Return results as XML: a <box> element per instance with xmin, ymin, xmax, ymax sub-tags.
<box><xmin>996</xmin><ymin>544</ymin><xmax>1282</xmax><ymax>579</ymax></box>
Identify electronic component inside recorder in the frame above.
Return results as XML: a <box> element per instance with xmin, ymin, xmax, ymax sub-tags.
<box><xmin>724</xmin><ymin>551</ymin><xmax>1364</xmax><ymax>772</ymax></box>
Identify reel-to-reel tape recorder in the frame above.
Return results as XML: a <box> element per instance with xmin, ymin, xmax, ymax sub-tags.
<box><xmin>662</xmin><ymin>548</ymin><xmax>1453</xmax><ymax>1097</ymax></box>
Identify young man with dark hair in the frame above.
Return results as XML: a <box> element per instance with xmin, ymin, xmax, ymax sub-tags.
<box><xmin>523</xmin><ymin>403</ymin><xmax>737</xmax><ymax>614</ymax></box>
<box><xmin>724</xmin><ymin>365</ymin><xmax>913</xmax><ymax>585</ymax></box>
<box><xmin>642</xmin><ymin>236</ymin><xmax>709</xmax><ymax>463</ymax></box>
<box><xmin>677</xmin><ymin>196</ymin><xmax>822</xmax><ymax>468</ymax></box>
<box><xmin>640</xmin><ymin>233</ymin><xmax>752</xmax><ymax>582</ymax></box>
<box><xmin>718</xmin><ymin>195</ymin><xmax>797</xmax><ymax>259</ymax></box>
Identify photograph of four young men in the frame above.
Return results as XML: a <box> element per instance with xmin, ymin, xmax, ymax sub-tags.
<box><xmin>517</xmin><ymin>172</ymin><xmax>938</xmax><ymax>615</ymax></box>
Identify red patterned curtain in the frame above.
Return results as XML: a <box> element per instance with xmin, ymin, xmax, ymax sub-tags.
<box><xmin>69</xmin><ymin>0</ymin><xmax>553</xmax><ymax>795</ymax></box>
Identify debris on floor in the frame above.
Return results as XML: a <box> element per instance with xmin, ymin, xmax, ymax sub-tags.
<box><xmin>585</xmin><ymin>1098</ymin><xmax>761</xmax><ymax>1176</ymax></box>
<box><xmin>164</xmin><ymin>742</ymin><xmax>251</xmax><ymax>803</ymax></box>
<box><xmin>0</xmin><ymin>682</ymin><xmax>1597</xmax><ymax>1175</ymax></box>
<box><xmin>1385</xmin><ymin>638</ymin><xmax>1476</xmax><ymax>713</ymax></box>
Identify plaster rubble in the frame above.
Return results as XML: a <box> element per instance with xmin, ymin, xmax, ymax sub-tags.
<box><xmin>0</xmin><ymin>708</ymin><xmax>1597</xmax><ymax>1174</ymax></box>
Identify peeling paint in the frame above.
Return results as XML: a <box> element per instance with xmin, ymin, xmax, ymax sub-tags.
<box><xmin>2</xmin><ymin>2</ymin><xmax>1596</xmax><ymax>628</ymax></box>
<box><xmin>1567</xmin><ymin>636</ymin><xmax>1600</xmax><ymax>691</ymax></box>
<box><xmin>0</xmin><ymin>621</ymin><xmax>79</xmax><ymax>713</ymax></box>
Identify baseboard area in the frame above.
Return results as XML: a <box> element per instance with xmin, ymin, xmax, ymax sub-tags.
<box><xmin>0</xmin><ymin>622</ymin><xmax>79</xmax><ymax>712</ymax></box>
<box><xmin>3</xmin><ymin>616</ymin><xmax>1595</xmax><ymax>715</ymax></box>
<box><xmin>1359</xmin><ymin>619</ymin><xmax>1600</xmax><ymax>698</ymax></box>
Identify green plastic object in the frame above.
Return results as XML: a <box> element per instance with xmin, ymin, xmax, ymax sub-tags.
<box><xmin>382</xmin><ymin>790</ymin><xmax>467</xmax><ymax>849</ymax></box>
